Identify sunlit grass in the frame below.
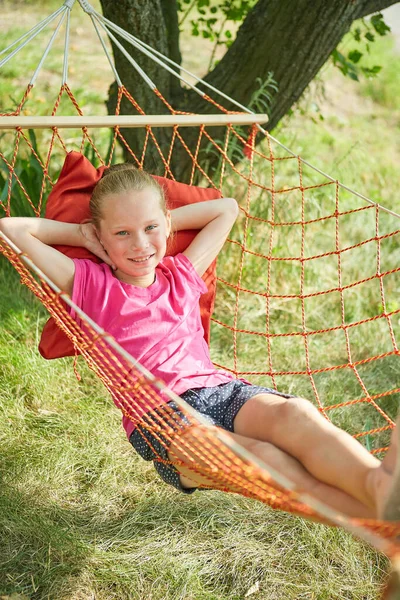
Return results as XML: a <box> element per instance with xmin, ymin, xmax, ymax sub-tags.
<box><xmin>1</xmin><ymin>3</ymin><xmax>400</xmax><ymax>600</ymax></box>
<box><xmin>0</xmin><ymin>308</ymin><xmax>391</xmax><ymax>598</ymax></box>
<box><xmin>211</xmin><ymin>135</ymin><xmax>400</xmax><ymax>454</ymax></box>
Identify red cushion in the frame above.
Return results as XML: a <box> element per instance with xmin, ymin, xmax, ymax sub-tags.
<box><xmin>39</xmin><ymin>152</ymin><xmax>220</xmax><ymax>359</ymax></box>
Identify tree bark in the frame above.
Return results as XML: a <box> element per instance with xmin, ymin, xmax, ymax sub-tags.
<box><xmin>99</xmin><ymin>0</ymin><xmax>183</xmax><ymax>174</ymax></box>
<box><xmin>188</xmin><ymin>0</ymin><xmax>399</xmax><ymax>132</ymax></box>
<box><xmin>355</xmin><ymin>0</ymin><xmax>399</xmax><ymax>18</ymax></box>
<box><xmin>99</xmin><ymin>0</ymin><xmax>399</xmax><ymax>181</ymax></box>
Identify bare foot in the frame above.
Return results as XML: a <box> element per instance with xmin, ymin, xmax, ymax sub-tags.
<box><xmin>382</xmin><ymin>413</ymin><xmax>400</xmax><ymax>521</ymax></box>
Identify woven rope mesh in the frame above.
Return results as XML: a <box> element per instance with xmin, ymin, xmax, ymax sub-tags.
<box><xmin>1</xmin><ymin>44</ymin><xmax>400</xmax><ymax>555</ymax></box>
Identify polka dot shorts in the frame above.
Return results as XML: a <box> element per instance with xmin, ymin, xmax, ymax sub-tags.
<box><xmin>129</xmin><ymin>380</ymin><xmax>293</xmax><ymax>494</ymax></box>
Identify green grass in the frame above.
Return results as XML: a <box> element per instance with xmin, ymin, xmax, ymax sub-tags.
<box><xmin>0</xmin><ymin>259</ymin><xmax>391</xmax><ymax>600</ymax></box>
<box><xmin>358</xmin><ymin>36</ymin><xmax>400</xmax><ymax>110</ymax></box>
<box><xmin>211</xmin><ymin>152</ymin><xmax>400</xmax><ymax>454</ymax></box>
<box><xmin>1</xmin><ymin>4</ymin><xmax>400</xmax><ymax>600</ymax></box>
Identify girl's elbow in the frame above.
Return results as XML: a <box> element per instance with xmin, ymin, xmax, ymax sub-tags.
<box><xmin>224</xmin><ymin>197</ymin><xmax>239</xmax><ymax>219</ymax></box>
<box><xmin>0</xmin><ymin>217</ymin><xmax>31</xmax><ymax>243</ymax></box>
<box><xmin>0</xmin><ymin>217</ymin><xmax>13</xmax><ymax>236</ymax></box>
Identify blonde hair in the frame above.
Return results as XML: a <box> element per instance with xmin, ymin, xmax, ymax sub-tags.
<box><xmin>90</xmin><ymin>164</ymin><xmax>167</xmax><ymax>228</ymax></box>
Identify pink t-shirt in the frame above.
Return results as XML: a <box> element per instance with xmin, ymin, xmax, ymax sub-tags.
<box><xmin>70</xmin><ymin>253</ymin><xmax>234</xmax><ymax>437</ymax></box>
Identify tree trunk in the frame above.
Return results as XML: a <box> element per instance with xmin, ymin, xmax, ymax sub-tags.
<box><xmin>194</xmin><ymin>0</ymin><xmax>399</xmax><ymax>132</ymax></box>
<box><xmin>100</xmin><ymin>0</ymin><xmax>399</xmax><ymax>181</ymax></box>
<box><xmin>99</xmin><ymin>0</ymin><xmax>183</xmax><ymax>174</ymax></box>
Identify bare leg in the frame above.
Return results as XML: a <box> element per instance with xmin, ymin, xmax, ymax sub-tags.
<box><xmin>232</xmin><ymin>394</ymin><xmax>394</xmax><ymax>512</ymax></box>
<box><xmin>168</xmin><ymin>426</ymin><xmax>375</xmax><ymax>518</ymax></box>
<box><xmin>382</xmin><ymin>417</ymin><xmax>400</xmax><ymax>521</ymax></box>
<box><xmin>167</xmin><ymin>395</ymin><xmax>400</xmax><ymax>520</ymax></box>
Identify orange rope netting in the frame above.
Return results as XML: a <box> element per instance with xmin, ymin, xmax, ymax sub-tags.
<box><xmin>1</xmin><ymin>80</ymin><xmax>400</xmax><ymax>562</ymax></box>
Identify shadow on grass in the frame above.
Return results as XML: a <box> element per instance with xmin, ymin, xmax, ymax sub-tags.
<box><xmin>0</xmin><ymin>465</ymin><xmax>92</xmax><ymax>599</ymax></box>
<box><xmin>0</xmin><ymin>447</ymin><xmax>390</xmax><ymax>600</ymax></box>
<box><xmin>0</xmin><ymin>431</ymin><xmax>273</xmax><ymax>600</ymax></box>
<box><xmin>0</xmin><ymin>242</ymin><xmax>395</xmax><ymax>600</ymax></box>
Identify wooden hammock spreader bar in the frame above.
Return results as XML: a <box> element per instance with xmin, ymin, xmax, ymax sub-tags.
<box><xmin>0</xmin><ymin>114</ymin><xmax>268</xmax><ymax>129</ymax></box>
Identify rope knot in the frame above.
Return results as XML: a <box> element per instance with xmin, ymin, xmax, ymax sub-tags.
<box><xmin>77</xmin><ymin>0</ymin><xmax>94</xmax><ymax>14</ymax></box>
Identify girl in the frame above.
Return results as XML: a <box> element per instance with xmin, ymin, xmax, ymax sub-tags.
<box><xmin>1</xmin><ymin>165</ymin><xmax>399</xmax><ymax>522</ymax></box>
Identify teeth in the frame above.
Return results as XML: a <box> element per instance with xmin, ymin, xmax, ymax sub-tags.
<box><xmin>131</xmin><ymin>255</ymin><xmax>151</xmax><ymax>263</ymax></box>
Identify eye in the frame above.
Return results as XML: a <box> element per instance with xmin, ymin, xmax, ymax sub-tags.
<box><xmin>116</xmin><ymin>230</ymin><xmax>129</xmax><ymax>236</ymax></box>
<box><xmin>145</xmin><ymin>224</ymin><xmax>157</xmax><ymax>231</ymax></box>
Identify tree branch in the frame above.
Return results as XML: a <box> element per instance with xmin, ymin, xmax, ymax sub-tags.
<box><xmin>100</xmin><ymin>0</ymin><xmax>400</xmax><ymax>180</ymax></box>
<box><xmin>355</xmin><ymin>0</ymin><xmax>399</xmax><ymax>20</ymax></box>
<box><xmin>187</xmin><ymin>0</ymin><xmax>358</xmax><ymax>130</ymax></box>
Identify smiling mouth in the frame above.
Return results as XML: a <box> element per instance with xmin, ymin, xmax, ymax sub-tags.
<box><xmin>128</xmin><ymin>254</ymin><xmax>155</xmax><ymax>263</ymax></box>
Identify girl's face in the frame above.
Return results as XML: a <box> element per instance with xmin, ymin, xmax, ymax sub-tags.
<box><xmin>98</xmin><ymin>187</ymin><xmax>171</xmax><ymax>287</ymax></box>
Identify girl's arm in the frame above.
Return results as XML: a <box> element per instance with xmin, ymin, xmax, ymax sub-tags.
<box><xmin>170</xmin><ymin>198</ymin><xmax>239</xmax><ymax>276</ymax></box>
<box><xmin>0</xmin><ymin>218</ymin><xmax>112</xmax><ymax>296</ymax></box>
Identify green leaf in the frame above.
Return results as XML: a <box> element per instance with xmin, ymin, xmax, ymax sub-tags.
<box><xmin>348</xmin><ymin>50</ymin><xmax>363</xmax><ymax>64</ymax></box>
<box><xmin>348</xmin><ymin>71</ymin><xmax>359</xmax><ymax>81</ymax></box>
<box><xmin>332</xmin><ymin>49</ymin><xmax>346</xmax><ymax>66</ymax></box>
<box><xmin>365</xmin><ymin>31</ymin><xmax>375</xmax><ymax>42</ymax></box>
<box><xmin>363</xmin><ymin>419</ymin><xmax>373</xmax><ymax>452</ymax></box>
<box><xmin>0</xmin><ymin>179</ymin><xmax>9</xmax><ymax>204</ymax></box>
<box><xmin>370</xmin><ymin>13</ymin><xmax>391</xmax><ymax>36</ymax></box>
<box><xmin>361</xmin><ymin>65</ymin><xmax>382</xmax><ymax>78</ymax></box>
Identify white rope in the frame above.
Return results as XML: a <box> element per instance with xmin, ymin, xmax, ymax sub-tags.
<box><xmin>82</xmin><ymin>9</ymin><xmax>400</xmax><ymax>221</ymax></box>
<box><xmin>91</xmin><ymin>13</ymin><xmax>156</xmax><ymax>91</ymax></box>
<box><xmin>94</xmin><ymin>12</ymin><xmax>253</xmax><ymax>106</ymax></box>
<box><xmin>30</xmin><ymin>9</ymin><xmax>68</xmax><ymax>87</ymax></box>
<box><xmin>0</xmin><ymin>228</ymin><xmax>397</xmax><ymax>557</ymax></box>
<box><xmin>62</xmin><ymin>5</ymin><xmax>71</xmax><ymax>85</ymax></box>
<box><xmin>0</xmin><ymin>7</ymin><xmax>65</xmax><ymax>68</ymax></box>
<box><xmin>92</xmin><ymin>10</ymin><xmax>206</xmax><ymax>98</ymax></box>
<box><xmin>89</xmin><ymin>14</ymin><xmax>122</xmax><ymax>88</ymax></box>
<box><xmin>262</xmin><ymin>130</ymin><xmax>400</xmax><ymax>221</ymax></box>
<box><xmin>77</xmin><ymin>0</ymin><xmax>94</xmax><ymax>14</ymax></box>
<box><xmin>97</xmin><ymin>28</ymin><xmax>400</xmax><ymax>219</ymax></box>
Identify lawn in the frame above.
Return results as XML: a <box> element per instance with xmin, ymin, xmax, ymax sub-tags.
<box><xmin>0</xmin><ymin>3</ymin><xmax>400</xmax><ymax>599</ymax></box>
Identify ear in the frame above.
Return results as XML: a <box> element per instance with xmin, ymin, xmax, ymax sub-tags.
<box><xmin>96</xmin><ymin>226</ymin><xmax>103</xmax><ymax>245</ymax></box>
<box><xmin>165</xmin><ymin>210</ymin><xmax>172</xmax><ymax>237</ymax></box>
<box><xmin>92</xmin><ymin>221</ymin><xmax>103</xmax><ymax>244</ymax></box>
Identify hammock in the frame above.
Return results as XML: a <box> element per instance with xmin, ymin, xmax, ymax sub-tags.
<box><xmin>1</xmin><ymin>0</ymin><xmax>400</xmax><ymax>586</ymax></box>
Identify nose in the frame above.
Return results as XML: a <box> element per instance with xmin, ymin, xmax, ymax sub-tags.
<box><xmin>130</xmin><ymin>231</ymin><xmax>149</xmax><ymax>251</ymax></box>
